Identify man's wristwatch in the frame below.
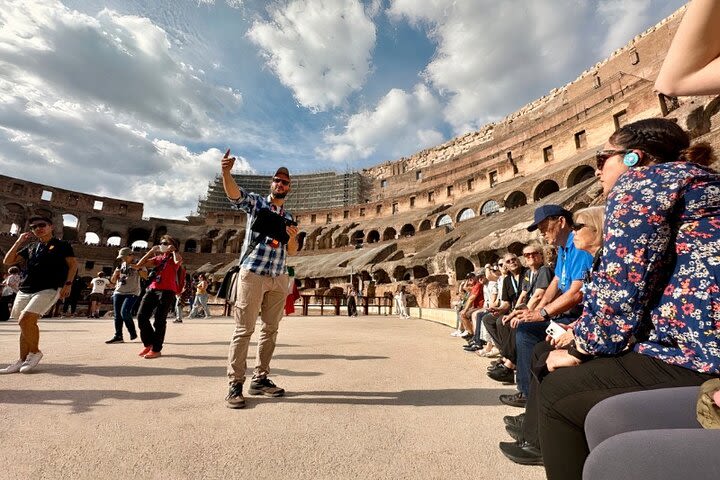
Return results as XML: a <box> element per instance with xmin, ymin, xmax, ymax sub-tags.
<box><xmin>539</xmin><ymin>307</ymin><xmax>551</xmax><ymax>321</ymax></box>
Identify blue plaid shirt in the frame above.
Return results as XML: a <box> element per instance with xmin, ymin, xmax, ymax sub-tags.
<box><xmin>229</xmin><ymin>188</ymin><xmax>293</xmax><ymax>277</ymax></box>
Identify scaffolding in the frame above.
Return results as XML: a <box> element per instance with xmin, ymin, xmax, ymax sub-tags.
<box><xmin>197</xmin><ymin>171</ymin><xmax>370</xmax><ymax>215</ymax></box>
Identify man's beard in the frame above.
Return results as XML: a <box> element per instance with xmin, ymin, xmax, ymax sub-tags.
<box><xmin>272</xmin><ymin>190</ymin><xmax>288</xmax><ymax>199</ymax></box>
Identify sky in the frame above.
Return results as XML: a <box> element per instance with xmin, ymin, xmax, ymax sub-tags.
<box><xmin>0</xmin><ymin>0</ymin><xmax>686</xmax><ymax>219</ymax></box>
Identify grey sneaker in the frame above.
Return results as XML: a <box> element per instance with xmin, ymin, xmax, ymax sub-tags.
<box><xmin>225</xmin><ymin>382</ymin><xmax>246</xmax><ymax>409</ymax></box>
<box><xmin>249</xmin><ymin>377</ymin><xmax>285</xmax><ymax>397</ymax></box>
<box><xmin>1</xmin><ymin>359</ymin><xmax>24</xmax><ymax>374</ymax></box>
<box><xmin>19</xmin><ymin>351</ymin><xmax>43</xmax><ymax>373</ymax></box>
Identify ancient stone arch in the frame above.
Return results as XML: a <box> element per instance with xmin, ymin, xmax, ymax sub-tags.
<box><xmin>480</xmin><ymin>200</ymin><xmax>500</xmax><ymax>215</ymax></box>
<box><xmin>392</xmin><ymin>265</ymin><xmax>407</xmax><ymax>281</ymax></box>
<box><xmin>454</xmin><ymin>256</ymin><xmax>475</xmax><ymax>280</ymax></box>
<box><xmin>297</xmin><ymin>231</ymin><xmax>307</xmax><ymax>251</ymax></box>
<box><xmin>504</xmin><ymin>191</ymin><xmax>528</xmax><ymax>210</ymax></box>
<box><xmin>418</xmin><ymin>219</ymin><xmax>431</xmax><ymax>232</ymax></box>
<box><xmin>152</xmin><ymin>225</ymin><xmax>168</xmax><ymax>244</ymax></box>
<box><xmin>367</xmin><ymin>230</ymin><xmax>380</xmax><ymax>244</ymax></box>
<box><xmin>350</xmin><ymin>230</ymin><xmax>364</xmax><ymax>245</ymax></box>
<box><xmin>533</xmin><ymin>179</ymin><xmax>560</xmax><ymax>201</ymax></box>
<box><xmin>435</xmin><ymin>214</ymin><xmax>452</xmax><ymax>228</ymax></box>
<box><xmin>184</xmin><ymin>238</ymin><xmax>198</xmax><ymax>252</ymax></box>
<box><xmin>382</xmin><ymin>227</ymin><xmax>397</xmax><ymax>241</ymax></box>
<box><xmin>334</xmin><ymin>233</ymin><xmax>349</xmax><ymax>248</ymax></box>
<box><xmin>507</xmin><ymin>242</ymin><xmax>526</xmax><ymax>257</ymax></box>
<box><xmin>412</xmin><ymin>265</ymin><xmax>429</xmax><ymax>279</ymax></box>
<box><xmin>565</xmin><ymin>164</ymin><xmax>596</xmax><ymax>188</ymax></box>
<box><xmin>106</xmin><ymin>232</ymin><xmax>123</xmax><ymax>246</ymax></box>
<box><xmin>456</xmin><ymin>208</ymin><xmax>475</xmax><ymax>222</ymax></box>
<box><xmin>62</xmin><ymin>213</ymin><xmax>80</xmax><ymax>242</ymax></box>
<box><xmin>476</xmin><ymin>250</ymin><xmax>500</xmax><ymax>266</ymax></box>
<box><xmin>373</xmin><ymin>269</ymin><xmax>390</xmax><ymax>284</ymax></box>
<box><xmin>400</xmin><ymin>223</ymin><xmax>415</xmax><ymax>237</ymax></box>
<box><xmin>128</xmin><ymin>227</ymin><xmax>150</xmax><ymax>245</ymax></box>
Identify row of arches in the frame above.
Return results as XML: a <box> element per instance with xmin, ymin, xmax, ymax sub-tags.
<box><xmin>294</xmin><ymin>164</ymin><xmax>596</xmax><ymax>252</ymax></box>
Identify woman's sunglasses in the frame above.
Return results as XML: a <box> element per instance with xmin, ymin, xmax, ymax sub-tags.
<box><xmin>595</xmin><ymin>149</ymin><xmax>629</xmax><ymax>170</ymax></box>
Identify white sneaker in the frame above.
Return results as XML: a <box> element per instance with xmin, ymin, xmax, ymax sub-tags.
<box><xmin>1</xmin><ymin>359</ymin><xmax>24</xmax><ymax>374</ymax></box>
<box><xmin>19</xmin><ymin>352</ymin><xmax>43</xmax><ymax>373</ymax></box>
<box><xmin>450</xmin><ymin>330</ymin><xmax>461</xmax><ymax>336</ymax></box>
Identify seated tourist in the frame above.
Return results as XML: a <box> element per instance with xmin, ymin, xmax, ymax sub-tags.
<box><xmin>483</xmin><ymin>253</ymin><xmax>526</xmax><ymax>384</ymax></box>
<box><xmin>458</xmin><ymin>273</ymin><xmax>483</xmax><ymax>340</ymax></box>
<box><xmin>499</xmin><ymin>206</ymin><xmax>605</xmax><ymax>465</ymax></box>
<box><xmin>534</xmin><ymin>118</ymin><xmax>720</xmax><ymax>480</ymax></box>
<box><xmin>492</xmin><ymin>244</ymin><xmax>555</xmax><ymax>407</ymax></box>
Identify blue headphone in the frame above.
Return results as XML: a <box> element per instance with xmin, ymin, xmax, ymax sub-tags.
<box><xmin>623</xmin><ymin>151</ymin><xmax>640</xmax><ymax>167</ymax></box>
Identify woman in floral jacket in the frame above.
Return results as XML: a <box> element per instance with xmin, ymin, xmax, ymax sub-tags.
<box><xmin>538</xmin><ymin>118</ymin><xmax>720</xmax><ymax>480</ymax></box>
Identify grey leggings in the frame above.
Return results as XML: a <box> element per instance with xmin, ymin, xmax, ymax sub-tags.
<box><xmin>583</xmin><ymin>387</ymin><xmax>720</xmax><ymax>480</ymax></box>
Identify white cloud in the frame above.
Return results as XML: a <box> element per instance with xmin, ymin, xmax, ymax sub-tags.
<box><xmin>0</xmin><ymin>0</ymin><xmax>250</xmax><ymax>218</ymax></box>
<box><xmin>0</xmin><ymin>0</ymin><xmax>242</xmax><ymax>139</ymax></box>
<box><xmin>597</xmin><ymin>0</ymin><xmax>652</xmax><ymax>55</ymax></box>
<box><xmin>318</xmin><ymin>83</ymin><xmax>443</xmax><ymax>162</ymax></box>
<box><xmin>248</xmin><ymin>0</ymin><xmax>376</xmax><ymax>111</ymax></box>
<box><xmin>388</xmin><ymin>0</ymin><xmax>668</xmax><ymax>134</ymax></box>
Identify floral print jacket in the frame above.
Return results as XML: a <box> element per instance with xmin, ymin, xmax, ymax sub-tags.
<box><xmin>574</xmin><ymin>162</ymin><xmax>720</xmax><ymax>374</ymax></box>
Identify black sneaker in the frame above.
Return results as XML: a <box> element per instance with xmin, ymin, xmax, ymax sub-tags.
<box><xmin>503</xmin><ymin>413</ymin><xmax>525</xmax><ymax>429</ymax></box>
<box><xmin>500</xmin><ymin>391</ymin><xmax>527</xmax><ymax>408</ymax></box>
<box><xmin>129</xmin><ymin>333</ymin><xmax>138</xmax><ymax>341</ymax></box>
<box><xmin>105</xmin><ymin>336</ymin><xmax>124</xmax><ymax>344</ymax></box>
<box><xmin>225</xmin><ymin>382</ymin><xmax>246</xmax><ymax>409</ymax></box>
<box><xmin>487</xmin><ymin>364</ymin><xmax>515</xmax><ymax>384</ymax></box>
<box><xmin>248</xmin><ymin>377</ymin><xmax>285</xmax><ymax>397</ymax></box>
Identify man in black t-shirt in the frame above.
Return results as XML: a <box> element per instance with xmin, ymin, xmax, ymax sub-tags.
<box><xmin>1</xmin><ymin>216</ymin><xmax>77</xmax><ymax>374</ymax></box>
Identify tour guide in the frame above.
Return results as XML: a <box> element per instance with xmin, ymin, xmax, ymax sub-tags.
<box><xmin>221</xmin><ymin>149</ymin><xmax>299</xmax><ymax>408</ymax></box>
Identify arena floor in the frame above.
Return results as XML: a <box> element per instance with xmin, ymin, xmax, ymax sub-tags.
<box><xmin>0</xmin><ymin>314</ymin><xmax>545</xmax><ymax>480</ymax></box>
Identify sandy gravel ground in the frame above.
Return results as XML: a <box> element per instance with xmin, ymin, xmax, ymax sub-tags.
<box><xmin>0</xmin><ymin>315</ymin><xmax>546</xmax><ymax>480</ymax></box>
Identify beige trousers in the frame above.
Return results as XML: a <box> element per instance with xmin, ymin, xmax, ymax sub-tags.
<box><xmin>227</xmin><ymin>269</ymin><xmax>289</xmax><ymax>383</ymax></box>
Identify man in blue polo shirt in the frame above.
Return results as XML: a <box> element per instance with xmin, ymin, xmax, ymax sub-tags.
<box><xmin>512</xmin><ymin>206</ymin><xmax>593</xmax><ymax>400</ymax></box>
<box><xmin>220</xmin><ymin>149</ymin><xmax>299</xmax><ymax>409</ymax></box>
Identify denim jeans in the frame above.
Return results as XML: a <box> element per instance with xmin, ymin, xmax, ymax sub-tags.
<box><xmin>190</xmin><ymin>293</ymin><xmax>210</xmax><ymax>317</ymax></box>
<box><xmin>515</xmin><ymin>315</ymin><xmax>574</xmax><ymax>396</ymax></box>
<box><xmin>175</xmin><ymin>296</ymin><xmax>184</xmax><ymax>321</ymax></box>
<box><xmin>112</xmin><ymin>293</ymin><xmax>138</xmax><ymax>339</ymax></box>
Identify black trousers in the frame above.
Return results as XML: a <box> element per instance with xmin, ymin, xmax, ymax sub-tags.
<box><xmin>62</xmin><ymin>296</ymin><xmax>79</xmax><ymax>315</ymax></box>
<box><xmin>0</xmin><ymin>294</ymin><xmax>14</xmax><ymax>321</ymax></box>
<box><xmin>482</xmin><ymin>313</ymin><xmax>516</xmax><ymax>363</ymax></box>
<box><xmin>347</xmin><ymin>297</ymin><xmax>357</xmax><ymax>316</ymax></box>
<box><xmin>136</xmin><ymin>289</ymin><xmax>175</xmax><ymax>352</ymax></box>
<box><xmin>536</xmin><ymin>350</ymin><xmax>715</xmax><ymax>480</ymax></box>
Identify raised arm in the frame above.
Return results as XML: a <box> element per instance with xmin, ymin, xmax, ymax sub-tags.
<box><xmin>655</xmin><ymin>0</ymin><xmax>720</xmax><ymax>96</ymax></box>
<box><xmin>221</xmin><ymin>149</ymin><xmax>242</xmax><ymax>201</ymax></box>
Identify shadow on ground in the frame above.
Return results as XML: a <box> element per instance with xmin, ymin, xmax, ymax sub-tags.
<box><xmin>42</xmin><ymin>364</ymin><xmax>322</xmax><ymax>379</ymax></box>
<box><xmin>248</xmin><ymin>388</ymin><xmax>517</xmax><ymax>407</ymax></box>
<box><xmin>0</xmin><ymin>389</ymin><xmax>180</xmax><ymax>414</ymax></box>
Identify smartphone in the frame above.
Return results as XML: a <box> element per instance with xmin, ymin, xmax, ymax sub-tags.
<box><xmin>545</xmin><ymin>320</ymin><xmax>566</xmax><ymax>341</ymax></box>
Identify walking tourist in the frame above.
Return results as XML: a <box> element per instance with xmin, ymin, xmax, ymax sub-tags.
<box><xmin>0</xmin><ymin>266</ymin><xmax>21</xmax><ymax>321</ymax></box>
<box><xmin>221</xmin><ymin>149</ymin><xmax>299</xmax><ymax>409</ymax></box>
<box><xmin>134</xmin><ymin>235</ymin><xmax>183</xmax><ymax>359</ymax></box>
<box><xmin>88</xmin><ymin>271</ymin><xmax>111</xmax><ymax>318</ymax></box>
<box><xmin>61</xmin><ymin>275</ymin><xmax>84</xmax><ymax>317</ymax></box>
<box><xmin>189</xmin><ymin>273</ymin><xmax>211</xmax><ymax>318</ymax></box>
<box><xmin>1</xmin><ymin>215</ymin><xmax>77</xmax><ymax>373</ymax></box>
<box><xmin>105</xmin><ymin>247</ymin><xmax>141</xmax><ymax>344</ymax></box>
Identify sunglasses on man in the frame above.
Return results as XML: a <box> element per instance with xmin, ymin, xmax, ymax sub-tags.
<box><xmin>273</xmin><ymin>177</ymin><xmax>290</xmax><ymax>186</ymax></box>
<box><xmin>29</xmin><ymin>223</ymin><xmax>48</xmax><ymax>230</ymax></box>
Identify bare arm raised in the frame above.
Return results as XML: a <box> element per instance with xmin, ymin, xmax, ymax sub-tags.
<box><xmin>655</xmin><ymin>0</ymin><xmax>720</xmax><ymax>96</ymax></box>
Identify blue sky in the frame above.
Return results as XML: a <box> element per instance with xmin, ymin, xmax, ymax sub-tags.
<box><xmin>0</xmin><ymin>0</ymin><xmax>686</xmax><ymax>218</ymax></box>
